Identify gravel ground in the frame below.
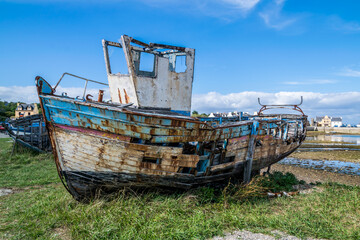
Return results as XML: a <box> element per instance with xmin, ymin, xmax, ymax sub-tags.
<box><xmin>0</xmin><ymin>188</ymin><xmax>14</xmax><ymax>197</ymax></box>
<box><xmin>0</xmin><ymin>132</ymin><xmax>10</xmax><ymax>138</ymax></box>
<box><xmin>212</xmin><ymin>230</ymin><xmax>323</xmax><ymax>240</ymax></box>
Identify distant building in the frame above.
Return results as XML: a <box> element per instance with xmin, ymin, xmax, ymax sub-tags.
<box><xmin>315</xmin><ymin>116</ymin><xmax>342</xmax><ymax>127</ymax></box>
<box><xmin>209</xmin><ymin>111</ymin><xmax>242</xmax><ymax>118</ymax></box>
<box><xmin>208</xmin><ymin>112</ymin><xmax>221</xmax><ymax>118</ymax></box>
<box><xmin>331</xmin><ymin>117</ymin><xmax>342</xmax><ymax>127</ymax></box>
<box><xmin>15</xmin><ymin>103</ymin><xmax>39</xmax><ymax>118</ymax></box>
<box><xmin>310</xmin><ymin>118</ymin><xmax>315</xmax><ymax>126</ymax></box>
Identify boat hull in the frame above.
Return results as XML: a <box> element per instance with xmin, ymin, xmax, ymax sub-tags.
<box><xmin>36</xmin><ymin>76</ymin><xmax>307</xmax><ymax>201</ymax></box>
<box><xmin>48</xmin><ymin>118</ymin><xmax>303</xmax><ymax>200</ymax></box>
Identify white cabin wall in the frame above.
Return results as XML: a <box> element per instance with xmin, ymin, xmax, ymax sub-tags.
<box><xmin>133</xmin><ymin>52</ymin><xmax>194</xmax><ymax>113</ymax></box>
<box><xmin>133</xmin><ymin>56</ymin><xmax>170</xmax><ymax>109</ymax></box>
<box><xmin>169</xmin><ymin>49</ymin><xmax>194</xmax><ymax>113</ymax></box>
<box><xmin>108</xmin><ymin>74</ymin><xmax>139</xmax><ymax>105</ymax></box>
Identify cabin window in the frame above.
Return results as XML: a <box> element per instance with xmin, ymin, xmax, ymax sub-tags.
<box><xmin>139</xmin><ymin>52</ymin><xmax>155</xmax><ymax>72</ymax></box>
<box><xmin>108</xmin><ymin>45</ymin><xmax>129</xmax><ymax>75</ymax></box>
<box><xmin>133</xmin><ymin>51</ymin><xmax>156</xmax><ymax>77</ymax></box>
<box><xmin>175</xmin><ymin>55</ymin><xmax>187</xmax><ymax>73</ymax></box>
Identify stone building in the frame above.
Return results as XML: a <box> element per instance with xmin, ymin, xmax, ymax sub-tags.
<box><xmin>315</xmin><ymin>116</ymin><xmax>342</xmax><ymax>127</ymax></box>
<box><xmin>14</xmin><ymin>103</ymin><xmax>39</xmax><ymax>118</ymax></box>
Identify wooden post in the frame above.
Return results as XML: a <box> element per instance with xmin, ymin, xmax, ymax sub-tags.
<box><xmin>11</xmin><ymin>136</ymin><xmax>17</xmax><ymax>156</ymax></box>
<box><xmin>243</xmin><ymin>122</ymin><xmax>258</xmax><ymax>183</ymax></box>
<box><xmin>30</xmin><ymin>123</ymin><xmax>33</xmax><ymax>146</ymax></box>
<box><xmin>39</xmin><ymin>119</ymin><xmax>42</xmax><ymax>150</ymax></box>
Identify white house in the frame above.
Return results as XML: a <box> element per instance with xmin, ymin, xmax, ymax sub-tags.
<box><xmin>330</xmin><ymin>117</ymin><xmax>342</xmax><ymax>127</ymax></box>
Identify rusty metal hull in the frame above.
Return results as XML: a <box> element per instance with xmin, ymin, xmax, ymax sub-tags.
<box><xmin>36</xmin><ymin>76</ymin><xmax>306</xmax><ymax>201</ymax></box>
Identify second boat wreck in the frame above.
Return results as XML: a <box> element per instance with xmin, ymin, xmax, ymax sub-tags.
<box><xmin>36</xmin><ymin>35</ymin><xmax>307</xmax><ymax>201</ymax></box>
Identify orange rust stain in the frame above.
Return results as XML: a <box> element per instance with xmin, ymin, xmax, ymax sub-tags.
<box><xmin>102</xmin><ymin>119</ymin><xmax>110</xmax><ymax>127</ymax></box>
<box><xmin>124</xmin><ymin>89</ymin><xmax>130</xmax><ymax>104</ymax></box>
<box><xmin>118</xmin><ymin>88</ymin><xmax>123</xmax><ymax>104</ymax></box>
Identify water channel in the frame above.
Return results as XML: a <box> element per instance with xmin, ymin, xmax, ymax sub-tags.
<box><xmin>306</xmin><ymin>134</ymin><xmax>360</xmax><ymax>145</ymax></box>
<box><xmin>281</xmin><ymin>134</ymin><xmax>360</xmax><ymax>176</ymax></box>
<box><xmin>279</xmin><ymin>158</ymin><xmax>360</xmax><ymax>176</ymax></box>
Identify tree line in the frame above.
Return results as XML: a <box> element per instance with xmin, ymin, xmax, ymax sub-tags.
<box><xmin>0</xmin><ymin>101</ymin><xmax>17</xmax><ymax>122</ymax></box>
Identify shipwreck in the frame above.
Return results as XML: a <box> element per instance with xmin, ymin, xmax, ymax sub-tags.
<box><xmin>36</xmin><ymin>35</ymin><xmax>307</xmax><ymax>201</ymax></box>
<box><xmin>3</xmin><ymin>114</ymin><xmax>51</xmax><ymax>153</ymax></box>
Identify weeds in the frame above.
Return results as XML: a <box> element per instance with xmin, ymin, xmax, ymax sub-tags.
<box><xmin>1</xmin><ymin>137</ymin><xmax>360</xmax><ymax>239</ymax></box>
<box><xmin>259</xmin><ymin>171</ymin><xmax>306</xmax><ymax>192</ymax></box>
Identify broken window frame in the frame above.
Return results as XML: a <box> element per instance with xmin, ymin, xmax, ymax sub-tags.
<box><xmin>102</xmin><ymin>37</ymin><xmax>189</xmax><ymax>78</ymax></box>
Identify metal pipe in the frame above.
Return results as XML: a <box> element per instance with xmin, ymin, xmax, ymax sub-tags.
<box><xmin>82</xmin><ymin>80</ymin><xmax>88</xmax><ymax>100</ymax></box>
<box><xmin>54</xmin><ymin>72</ymin><xmax>108</xmax><ymax>92</ymax></box>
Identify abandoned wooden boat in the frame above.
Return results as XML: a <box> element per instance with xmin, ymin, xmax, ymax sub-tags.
<box><xmin>36</xmin><ymin>35</ymin><xmax>307</xmax><ymax>201</ymax></box>
<box><xmin>3</xmin><ymin>114</ymin><xmax>51</xmax><ymax>152</ymax></box>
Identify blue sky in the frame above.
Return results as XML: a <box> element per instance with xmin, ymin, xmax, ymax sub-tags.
<box><xmin>1</xmin><ymin>0</ymin><xmax>360</xmax><ymax>123</ymax></box>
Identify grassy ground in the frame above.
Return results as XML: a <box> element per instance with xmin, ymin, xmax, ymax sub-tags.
<box><xmin>304</xmin><ymin>140</ymin><xmax>354</xmax><ymax>144</ymax></box>
<box><xmin>291</xmin><ymin>150</ymin><xmax>360</xmax><ymax>163</ymax></box>
<box><xmin>307</xmin><ymin>131</ymin><xmax>327</xmax><ymax>136</ymax></box>
<box><xmin>301</xmin><ymin>144</ymin><xmax>360</xmax><ymax>149</ymax></box>
<box><xmin>0</xmin><ymin>138</ymin><xmax>58</xmax><ymax>188</ymax></box>
<box><xmin>307</xmin><ymin>131</ymin><xmax>360</xmax><ymax>136</ymax></box>
<box><xmin>1</xmin><ymin>137</ymin><xmax>360</xmax><ymax>239</ymax></box>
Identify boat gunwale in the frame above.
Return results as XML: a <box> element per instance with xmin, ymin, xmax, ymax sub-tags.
<box><xmin>40</xmin><ymin>94</ymin><xmax>306</xmax><ymax>130</ymax></box>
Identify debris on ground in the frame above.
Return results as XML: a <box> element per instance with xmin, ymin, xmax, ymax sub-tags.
<box><xmin>0</xmin><ymin>188</ymin><xmax>13</xmax><ymax>197</ymax></box>
<box><xmin>212</xmin><ymin>230</ymin><xmax>324</xmax><ymax>240</ymax></box>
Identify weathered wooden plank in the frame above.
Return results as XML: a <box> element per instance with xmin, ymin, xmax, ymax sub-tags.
<box><xmin>210</xmin><ymin>161</ymin><xmax>235</xmax><ymax>172</ymax></box>
<box><xmin>55</xmin><ymin>126</ymin><xmax>197</xmax><ymax>176</ymax></box>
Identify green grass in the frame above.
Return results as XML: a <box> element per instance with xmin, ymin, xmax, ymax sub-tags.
<box><xmin>304</xmin><ymin>140</ymin><xmax>355</xmax><ymax>144</ymax></box>
<box><xmin>1</xmin><ymin>183</ymin><xmax>359</xmax><ymax>240</ymax></box>
<box><xmin>301</xmin><ymin>144</ymin><xmax>360</xmax><ymax>149</ymax></box>
<box><xmin>307</xmin><ymin>131</ymin><xmax>360</xmax><ymax>136</ymax></box>
<box><xmin>1</xmin><ymin>138</ymin><xmax>360</xmax><ymax>240</ymax></box>
<box><xmin>0</xmin><ymin>138</ymin><xmax>58</xmax><ymax>187</ymax></box>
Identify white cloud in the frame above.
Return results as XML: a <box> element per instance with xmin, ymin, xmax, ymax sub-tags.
<box><xmin>259</xmin><ymin>0</ymin><xmax>297</xmax><ymax>30</ymax></box>
<box><xmin>2</xmin><ymin>86</ymin><xmax>360</xmax><ymax>123</ymax></box>
<box><xmin>192</xmin><ymin>91</ymin><xmax>360</xmax><ymax>123</ymax></box>
<box><xmin>0</xmin><ymin>86</ymin><xmax>38</xmax><ymax>104</ymax></box>
<box><xmin>138</xmin><ymin>0</ymin><xmax>262</xmax><ymax>20</ymax></box>
<box><xmin>328</xmin><ymin>15</ymin><xmax>360</xmax><ymax>33</ymax></box>
<box><xmin>338</xmin><ymin>67</ymin><xmax>360</xmax><ymax>77</ymax></box>
<box><xmin>283</xmin><ymin>79</ymin><xmax>337</xmax><ymax>85</ymax></box>
<box><xmin>221</xmin><ymin>0</ymin><xmax>260</xmax><ymax>11</ymax></box>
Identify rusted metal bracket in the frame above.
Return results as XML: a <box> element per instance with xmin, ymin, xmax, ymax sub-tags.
<box><xmin>258</xmin><ymin>96</ymin><xmax>304</xmax><ymax>115</ymax></box>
